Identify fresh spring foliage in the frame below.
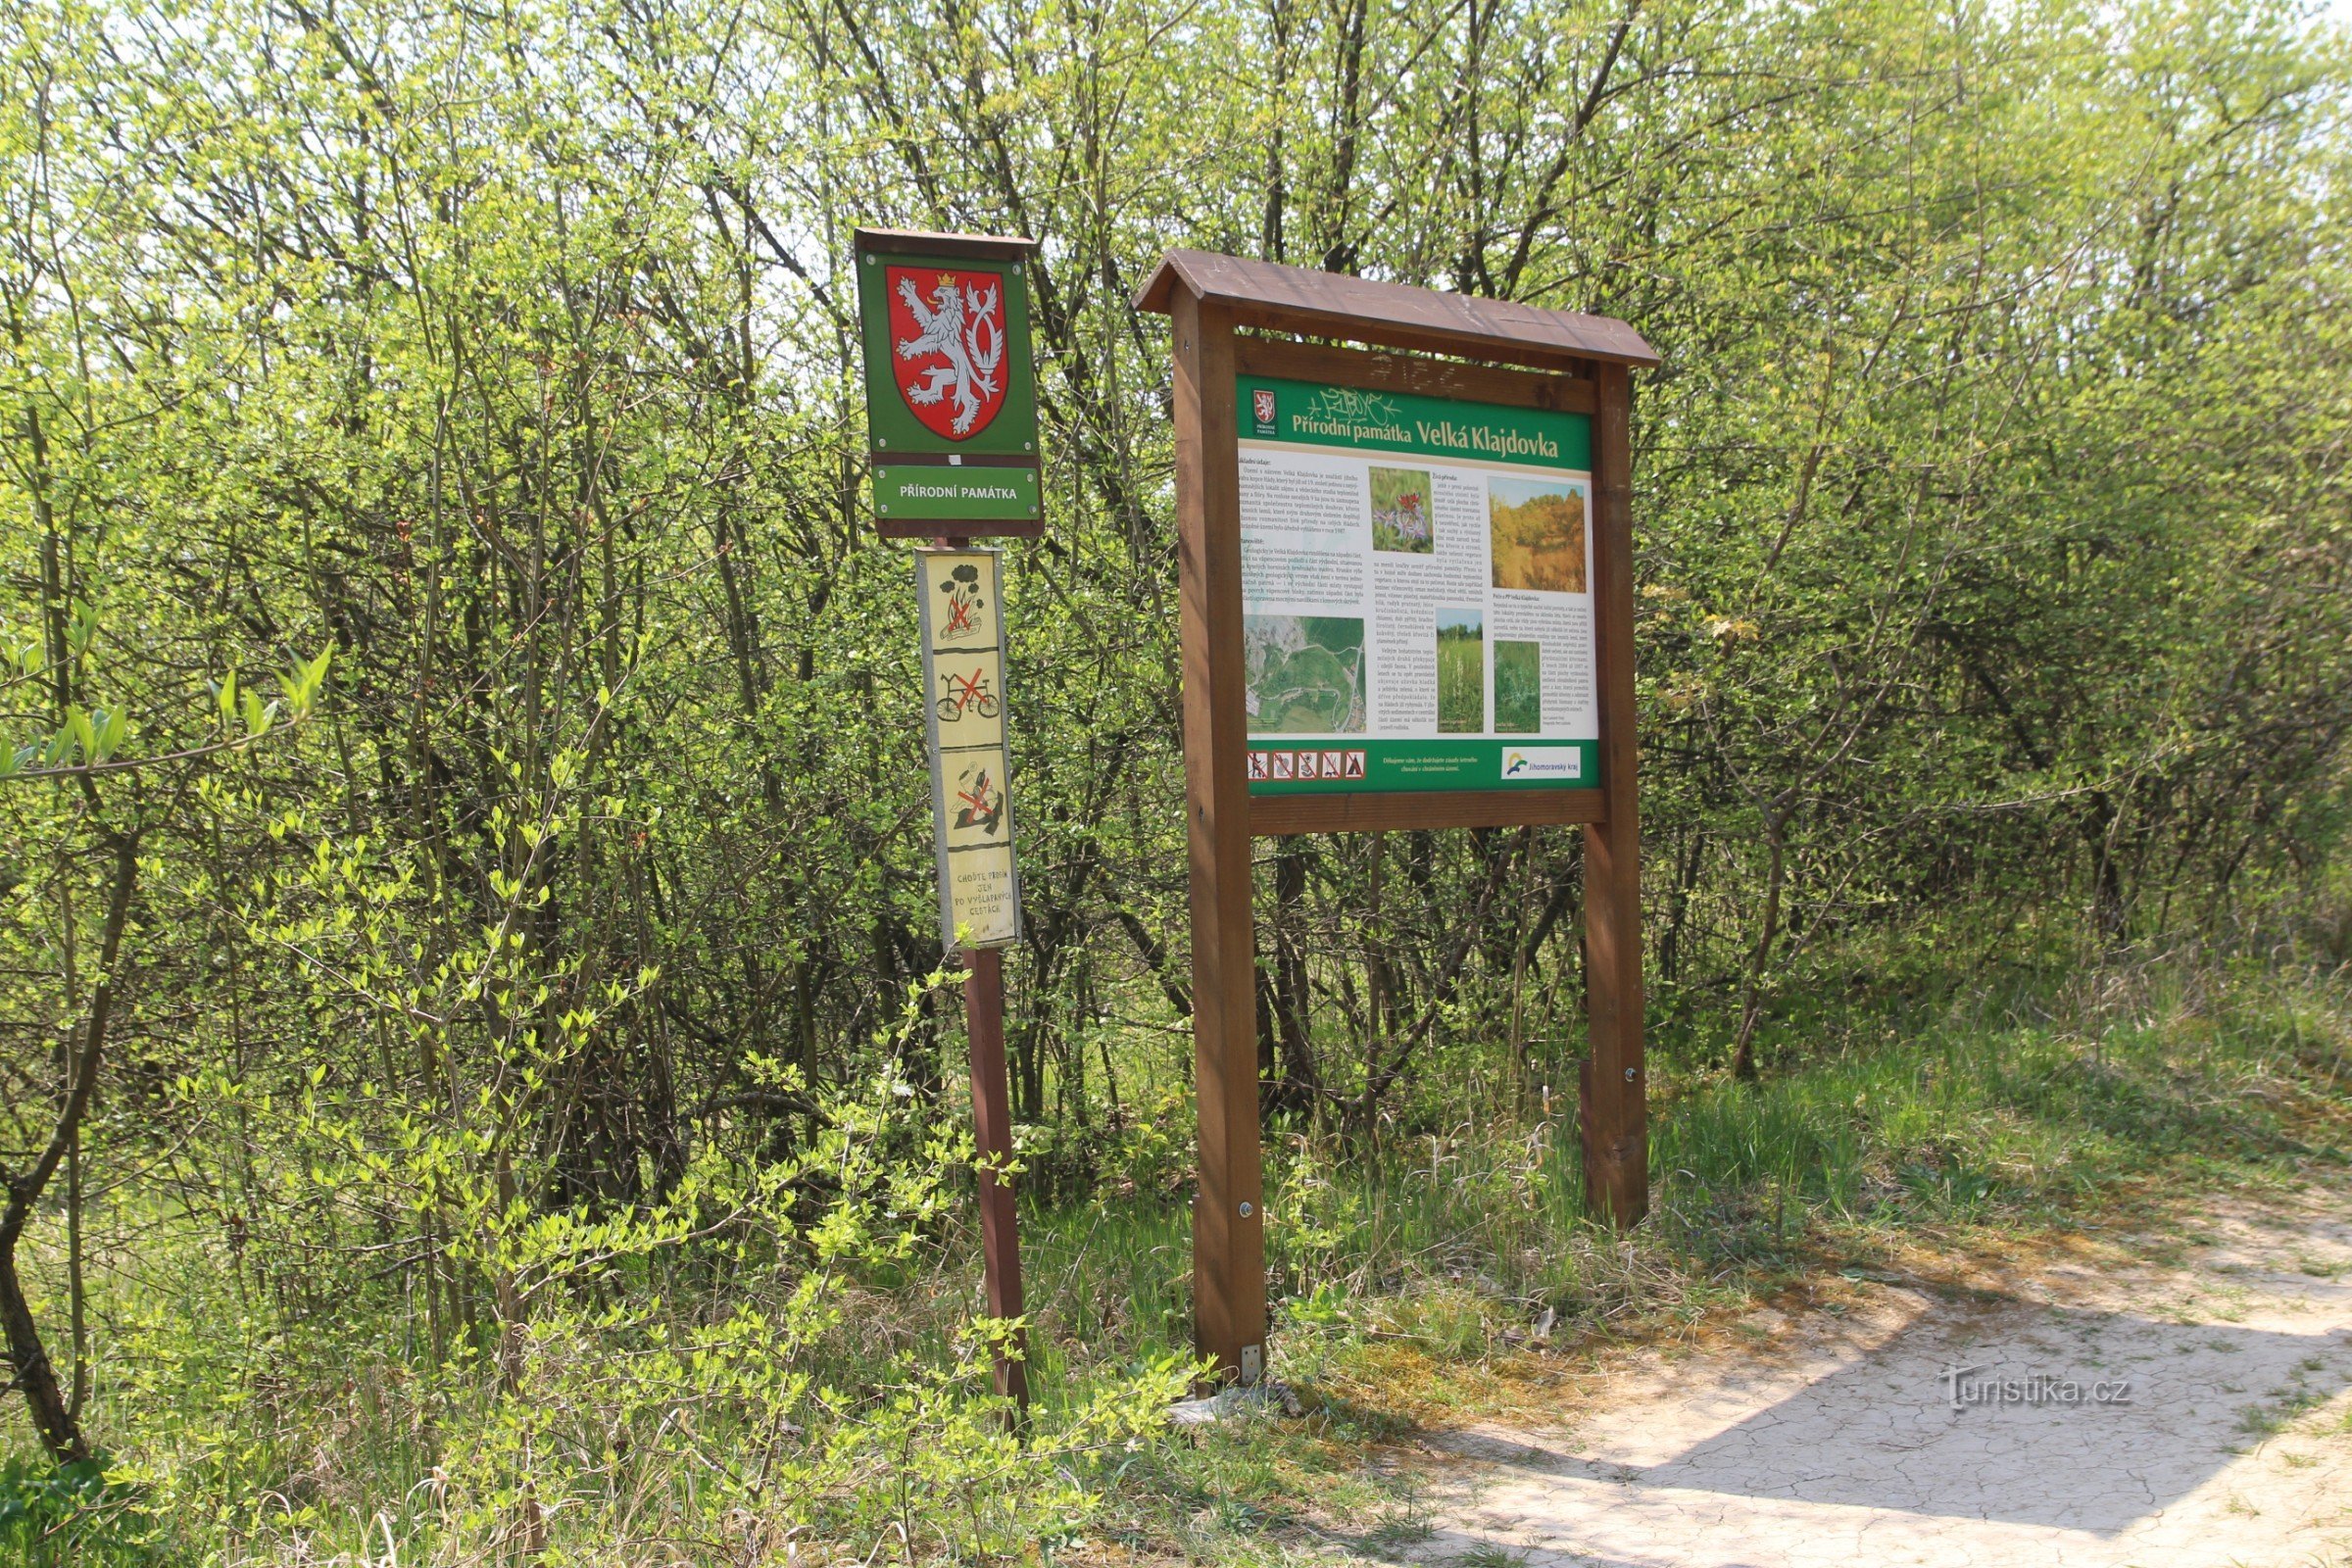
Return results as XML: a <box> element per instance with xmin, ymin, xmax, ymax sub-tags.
<box><xmin>0</xmin><ymin>0</ymin><xmax>2347</xmax><ymax>1558</ymax></box>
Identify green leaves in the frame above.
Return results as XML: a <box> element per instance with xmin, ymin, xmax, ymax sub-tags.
<box><xmin>0</xmin><ymin>0</ymin><xmax>2342</xmax><ymax>1554</ymax></box>
<box><xmin>212</xmin><ymin>649</ymin><xmax>332</xmax><ymax>743</ymax></box>
<box><xmin>4</xmin><ymin>702</ymin><xmax>128</xmax><ymax>776</ymax></box>
<box><xmin>278</xmin><ymin>649</ymin><xmax>332</xmax><ymax>720</ymax></box>
<box><xmin>0</xmin><ymin>642</ymin><xmax>328</xmax><ymax>781</ymax></box>
<box><xmin>65</xmin><ymin>600</ymin><xmax>99</xmax><ymax>661</ymax></box>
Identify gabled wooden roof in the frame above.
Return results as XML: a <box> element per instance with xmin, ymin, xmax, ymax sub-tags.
<box><xmin>1135</xmin><ymin>249</ymin><xmax>1657</xmax><ymax>370</ymax></box>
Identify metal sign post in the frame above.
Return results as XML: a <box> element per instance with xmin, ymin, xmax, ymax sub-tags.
<box><xmin>914</xmin><ymin>544</ymin><xmax>1027</xmax><ymax>1419</ymax></box>
<box><xmin>1137</xmin><ymin>250</ymin><xmax>1658</xmax><ymax>1387</ymax></box>
<box><xmin>859</xmin><ymin>224</ymin><xmax>1044</xmax><ymax>1421</ymax></box>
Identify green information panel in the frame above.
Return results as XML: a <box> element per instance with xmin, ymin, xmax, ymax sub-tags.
<box><xmin>856</xmin><ymin>233</ymin><xmax>1043</xmax><ymax>529</ymax></box>
<box><xmin>873</xmin><ymin>462</ymin><xmax>1042</xmax><ymax>524</ymax></box>
<box><xmin>1236</xmin><ymin>375</ymin><xmax>1600</xmax><ymax>794</ymax></box>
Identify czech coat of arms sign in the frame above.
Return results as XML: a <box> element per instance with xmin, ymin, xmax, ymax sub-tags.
<box><xmin>887</xmin><ymin>267</ymin><xmax>1008</xmax><ymax>439</ymax></box>
<box><xmin>856</xmin><ymin>229</ymin><xmax>1044</xmax><ymax>536</ymax></box>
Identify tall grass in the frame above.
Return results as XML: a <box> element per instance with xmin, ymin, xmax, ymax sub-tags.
<box><xmin>10</xmin><ymin>957</ymin><xmax>2346</xmax><ymax>1563</ymax></box>
<box><xmin>1243</xmin><ymin>958</ymin><xmax>2345</xmax><ymax>1376</ymax></box>
<box><xmin>1436</xmin><ymin>628</ymin><xmax>1484</xmax><ymax>732</ymax></box>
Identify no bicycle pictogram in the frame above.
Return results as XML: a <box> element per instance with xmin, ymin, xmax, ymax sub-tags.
<box><xmin>938</xmin><ymin>666</ymin><xmax>1000</xmax><ymax>722</ymax></box>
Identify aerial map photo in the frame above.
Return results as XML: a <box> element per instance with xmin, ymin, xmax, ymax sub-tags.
<box><xmin>1244</xmin><ymin>614</ymin><xmax>1367</xmax><ymax>733</ymax></box>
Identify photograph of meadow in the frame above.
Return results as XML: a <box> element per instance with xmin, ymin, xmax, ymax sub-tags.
<box><xmin>1489</xmin><ymin>475</ymin><xmax>1587</xmax><ymax>592</ymax></box>
<box><xmin>1436</xmin><ymin>609</ymin><xmax>1485</xmax><ymax>733</ymax></box>
<box><xmin>1371</xmin><ymin>465</ymin><xmax>1435</xmax><ymax>553</ymax></box>
<box><xmin>1494</xmin><ymin>639</ymin><xmax>1542</xmax><ymax>733</ymax></box>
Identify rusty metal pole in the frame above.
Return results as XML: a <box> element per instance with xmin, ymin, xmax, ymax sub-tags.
<box><xmin>934</xmin><ymin>527</ymin><xmax>1028</xmax><ymax>1423</ymax></box>
<box><xmin>960</xmin><ymin>944</ymin><xmax>1029</xmax><ymax>1418</ymax></box>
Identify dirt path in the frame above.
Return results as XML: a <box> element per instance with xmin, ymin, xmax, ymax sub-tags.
<box><xmin>1406</xmin><ymin>1180</ymin><xmax>2352</xmax><ymax>1568</ymax></box>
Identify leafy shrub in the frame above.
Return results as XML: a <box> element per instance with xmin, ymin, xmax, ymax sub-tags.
<box><xmin>0</xmin><ymin>1457</ymin><xmax>152</xmax><ymax>1567</ymax></box>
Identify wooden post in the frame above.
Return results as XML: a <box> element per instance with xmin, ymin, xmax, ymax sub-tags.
<box><xmin>1171</xmin><ymin>287</ymin><xmax>1268</xmax><ymax>1386</ymax></box>
<box><xmin>1580</xmin><ymin>363</ymin><xmax>1648</xmax><ymax>1225</ymax></box>
<box><xmin>962</xmin><ymin>944</ymin><xmax>1030</xmax><ymax>1416</ymax></box>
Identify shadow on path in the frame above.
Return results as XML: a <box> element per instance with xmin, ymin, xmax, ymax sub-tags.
<box><xmin>1442</xmin><ymin>1299</ymin><xmax>2352</xmax><ymax>1534</ymax></box>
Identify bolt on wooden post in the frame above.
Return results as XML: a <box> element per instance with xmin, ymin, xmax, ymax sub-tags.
<box><xmin>1137</xmin><ymin>251</ymin><xmax>1658</xmax><ymax>1385</ymax></box>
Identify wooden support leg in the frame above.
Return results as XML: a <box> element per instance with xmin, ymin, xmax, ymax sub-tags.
<box><xmin>1581</xmin><ymin>363</ymin><xmax>1648</xmax><ymax>1226</ymax></box>
<box><xmin>1172</xmin><ymin>288</ymin><xmax>1267</xmax><ymax>1386</ymax></box>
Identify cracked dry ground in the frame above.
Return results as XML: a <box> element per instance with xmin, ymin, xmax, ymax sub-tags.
<box><xmin>1404</xmin><ymin>1179</ymin><xmax>2352</xmax><ymax>1568</ymax></box>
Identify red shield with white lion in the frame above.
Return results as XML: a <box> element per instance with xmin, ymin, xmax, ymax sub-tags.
<box><xmin>886</xmin><ymin>266</ymin><xmax>1009</xmax><ymax>441</ymax></box>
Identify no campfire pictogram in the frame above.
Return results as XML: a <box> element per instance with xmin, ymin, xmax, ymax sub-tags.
<box><xmin>888</xmin><ymin>267</ymin><xmax>1008</xmax><ymax>440</ymax></box>
<box><xmin>936</xmin><ymin>561</ymin><xmax>989</xmax><ymax>641</ymax></box>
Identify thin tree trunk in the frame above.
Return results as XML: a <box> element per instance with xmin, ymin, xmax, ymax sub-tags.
<box><xmin>1731</xmin><ymin>808</ymin><xmax>1786</xmax><ymax>1082</ymax></box>
<box><xmin>1266</xmin><ymin>845</ymin><xmax>1319</xmax><ymax>1113</ymax></box>
<box><xmin>0</xmin><ymin>835</ymin><xmax>136</xmax><ymax>1465</ymax></box>
<box><xmin>1507</xmin><ymin>836</ymin><xmax>1539</xmax><ymax>1102</ymax></box>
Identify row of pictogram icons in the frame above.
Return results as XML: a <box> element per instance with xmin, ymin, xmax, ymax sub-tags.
<box><xmin>1249</xmin><ymin>749</ymin><xmax>1368</xmax><ymax>782</ymax></box>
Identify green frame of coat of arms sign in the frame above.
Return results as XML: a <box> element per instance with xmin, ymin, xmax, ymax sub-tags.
<box><xmin>855</xmin><ymin>227</ymin><xmax>1045</xmax><ymax>537</ymax></box>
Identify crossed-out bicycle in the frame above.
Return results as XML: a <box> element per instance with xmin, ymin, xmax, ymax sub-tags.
<box><xmin>937</xmin><ymin>667</ymin><xmax>1001</xmax><ymax>721</ymax></box>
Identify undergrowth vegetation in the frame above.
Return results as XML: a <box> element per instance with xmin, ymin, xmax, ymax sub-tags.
<box><xmin>14</xmin><ymin>938</ymin><xmax>2343</xmax><ymax>1564</ymax></box>
<box><xmin>1081</xmin><ymin>947</ymin><xmax>2352</xmax><ymax>1559</ymax></box>
<box><xmin>3</xmin><ymin>0</ymin><xmax>2349</xmax><ymax>1560</ymax></box>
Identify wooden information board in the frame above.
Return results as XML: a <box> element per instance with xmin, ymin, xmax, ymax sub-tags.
<box><xmin>1137</xmin><ymin>251</ymin><xmax>1658</xmax><ymax>1385</ymax></box>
